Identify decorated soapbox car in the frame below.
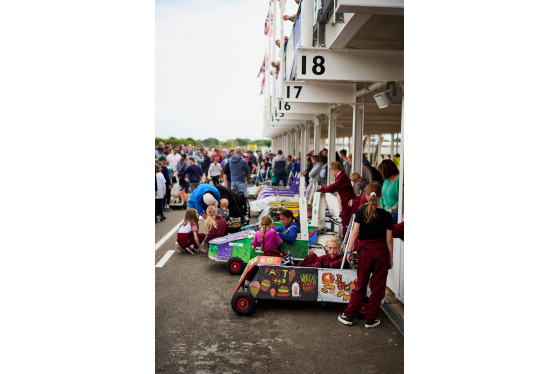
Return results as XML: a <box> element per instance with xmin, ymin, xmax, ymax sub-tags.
<box><xmin>230</xmin><ymin>255</ymin><xmax>371</xmax><ymax>316</ymax></box>
<box><xmin>207</xmin><ymin>223</ymin><xmax>320</xmax><ymax>275</ymax></box>
<box><xmin>207</xmin><ymin>185</ymin><xmax>341</xmax><ymax>275</ymax></box>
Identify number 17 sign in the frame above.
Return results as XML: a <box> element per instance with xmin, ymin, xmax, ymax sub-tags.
<box><xmin>282</xmin><ymin>82</ymin><xmax>356</xmax><ymax>104</ymax></box>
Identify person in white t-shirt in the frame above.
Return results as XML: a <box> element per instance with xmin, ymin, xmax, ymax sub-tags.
<box><xmin>208</xmin><ymin>159</ymin><xmax>222</xmax><ymax>186</ymax></box>
<box><xmin>166</xmin><ymin>146</ymin><xmax>182</xmax><ymax>172</ymax></box>
<box><xmin>155</xmin><ymin>164</ymin><xmax>167</xmax><ymax>223</ymax></box>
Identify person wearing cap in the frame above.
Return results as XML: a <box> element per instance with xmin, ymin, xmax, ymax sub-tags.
<box><xmin>187</xmin><ymin>184</ymin><xmax>220</xmax><ymax>218</ymax></box>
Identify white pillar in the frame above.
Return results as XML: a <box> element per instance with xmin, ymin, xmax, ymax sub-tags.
<box><xmin>398</xmin><ymin>98</ymin><xmax>404</xmax><ymax>223</ymax></box>
<box><xmin>328</xmin><ymin>112</ymin><xmax>337</xmax><ymax>185</ymax></box>
<box><xmin>314</xmin><ymin>116</ymin><xmax>321</xmax><ymax>155</ymax></box>
<box><xmin>351</xmin><ymin>101</ymin><xmax>364</xmax><ymax>175</ymax></box>
<box><xmin>305</xmin><ymin>121</ymin><xmax>311</xmax><ymax>166</ymax></box>
<box><xmin>301</xmin><ymin>0</ymin><xmax>314</xmax><ymax>47</ymax></box>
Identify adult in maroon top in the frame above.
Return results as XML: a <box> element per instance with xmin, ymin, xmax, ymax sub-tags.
<box><xmin>317</xmin><ymin>162</ymin><xmax>356</xmax><ymax>237</ymax></box>
<box><xmin>205</xmin><ymin>215</ymin><xmax>227</xmax><ymax>243</ymax></box>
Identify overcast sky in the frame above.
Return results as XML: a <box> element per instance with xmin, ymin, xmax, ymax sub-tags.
<box><xmin>155</xmin><ymin>0</ymin><xmax>298</xmax><ymax>141</ymax></box>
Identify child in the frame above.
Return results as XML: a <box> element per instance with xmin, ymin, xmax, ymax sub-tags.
<box><xmin>217</xmin><ymin>198</ymin><xmax>229</xmax><ymax>221</ymax></box>
<box><xmin>274</xmin><ymin>209</ymin><xmax>300</xmax><ymax>244</ymax></box>
<box><xmin>337</xmin><ymin>182</ymin><xmax>393</xmax><ymax>329</ymax></box>
<box><xmin>251</xmin><ymin>215</ymin><xmax>284</xmax><ymax>257</ymax></box>
<box><xmin>177</xmin><ymin>208</ymin><xmax>206</xmax><ymax>255</ymax></box>
<box><xmin>203</xmin><ymin>206</ymin><xmax>227</xmax><ymax>247</ymax></box>
<box><xmin>208</xmin><ymin>158</ymin><xmax>222</xmax><ymax>186</ymax></box>
<box><xmin>299</xmin><ymin>237</ymin><xmax>343</xmax><ymax>268</ymax></box>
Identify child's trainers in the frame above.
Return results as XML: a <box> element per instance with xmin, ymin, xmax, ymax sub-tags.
<box><xmin>338</xmin><ymin>314</ymin><xmax>354</xmax><ymax>326</ymax></box>
<box><xmin>365</xmin><ymin>318</ymin><xmax>381</xmax><ymax>328</ymax></box>
<box><xmin>183</xmin><ymin>245</ymin><xmax>195</xmax><ymax>255</ymax></box>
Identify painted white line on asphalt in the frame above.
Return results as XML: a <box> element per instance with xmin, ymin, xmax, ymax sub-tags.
<box><xmin>155</xmin><ymin>250</ymin><xmax>175</xmax><ymax>268</ymax></box>
<box><xmin>155</xmin><ymin>220</ymin><xmax>183</xmax><ymax>251</ymax></box>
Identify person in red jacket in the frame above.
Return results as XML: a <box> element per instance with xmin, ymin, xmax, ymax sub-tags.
<box><xmin>202</xmin><ymin>206</ymin><xmax>227</xmax><ymax>248</ymax></box>
<box><xmin>317</xmin><ymin>162</ymin><xmax>356</xmax><ymax>238</ymax></box>
<box><xmin>299</xmin><ymin>237</ymin><xmax>344</xmax><ymax>268</ymax></box>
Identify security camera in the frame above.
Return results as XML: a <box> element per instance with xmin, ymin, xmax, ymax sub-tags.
<box><xmin>373</xmin><ymin>82</ymin><xmax>402</xmax><ymax>109</ymax></box>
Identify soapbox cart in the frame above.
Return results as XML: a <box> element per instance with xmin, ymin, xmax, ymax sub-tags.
<box><xmin>230</xmin><ymin>255</ymin><xmax>370</xmax><ymax>316</ymax></box>
<box><xmin>207</xmin><ymin>223</ymin><xmax>321</xmax><ymax>275</ymax></box>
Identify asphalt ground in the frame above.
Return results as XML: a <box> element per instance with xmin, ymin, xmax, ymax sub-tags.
<box><xmin>155</xmin><ymin>200</ymin><xmax>404</xmax><ymax>374</ymax></box>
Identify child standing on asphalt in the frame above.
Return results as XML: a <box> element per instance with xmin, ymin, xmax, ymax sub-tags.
<box><xmin>177</xmin><ymin>208</ymin><xmax>206</xmax><ymax>254</ymax></box>
<box><xmin>337</xmin><ymin>182</ymin><xmax>393</xmax><ymax>329</ymax></box>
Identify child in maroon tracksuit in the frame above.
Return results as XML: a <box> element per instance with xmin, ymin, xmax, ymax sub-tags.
<box><xmin>317</xmin><ymin>162</ymin><xmax>356</xmax><ymax>238</ymax></box>
<box><xmin>177</xmin><ymin>208</ymin><xmax>206</xmax><ymax>255</ymax></box>
<box><xmin>300</xmin><ymin>236</ymin><xmax>344</xmax><ymax>268</ymax></box>
<box><xmin>203</xmin><ymin>206</ymin><xmax>227</xmax><ymax>245</ymax></box>
<box><xmin>337</xmin><ymin>182</ymin><xmax>393</xmax><ymax>328</ymax></box>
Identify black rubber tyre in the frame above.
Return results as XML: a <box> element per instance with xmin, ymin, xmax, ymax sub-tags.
<box><xmin>231</xmin><ymin>291</ymin><xmax>255</xmax><ymax>316</ymax></box>
<box><xmin>226</xmin><ymin>257</ymin><xmax>245</xmax><ymax>275</ymax></box>
<box><xmin>356</xmin><ymin>297</ymin><xmax>369</xmax><ymax>319</ymax></box>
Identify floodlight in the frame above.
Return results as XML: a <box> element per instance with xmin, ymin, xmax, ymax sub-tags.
<box><xmin>373</xmin><ymin>82</ymin><xmax>402</xmax><ymax>109</ymax></box>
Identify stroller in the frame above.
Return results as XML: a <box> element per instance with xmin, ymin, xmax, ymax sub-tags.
<box><xmin>216</xmin><ymin>185</ymin><xmax>251</xmax><ymax>229</ymax></box>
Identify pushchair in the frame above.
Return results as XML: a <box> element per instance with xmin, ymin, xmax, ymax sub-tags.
<box><xmin>216</xmin><ymin>185</ymin><xmax>251</xmax><ymax>228</ymax></box>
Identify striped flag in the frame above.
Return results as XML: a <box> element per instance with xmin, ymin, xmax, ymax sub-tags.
<box><xmin>264</xmin><ymin>7</ymin><xmax>274</xmax><ymax>35</ymax></box>
<box><xmin>180</xmin><ymin>189</ymin><xmax>188</xmax><ymax>202</ymax></box>
<box><xmin>257</xmin><ymin>55</ymin><xmax>266</xmax><ymax>78</ymax></box>
<box><xmin>260</xmin><ymin>75</ymin><xmax>265</xmax><ymax>95</ymax></box>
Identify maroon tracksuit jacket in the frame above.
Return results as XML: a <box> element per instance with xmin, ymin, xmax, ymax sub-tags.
<box><xmin>317</xmin><ymin>172</ymin><xmax>356</xmax><ymax>237</ymax></box>
<box><xmin>205</xmin><ymin>216</ymin><xmax>227</xmax><ymax>243</ymax></box>
<box><xmin>299</xmin><ymin>253</ymin><xmax>343</xmax><ymax>268</ymax></box>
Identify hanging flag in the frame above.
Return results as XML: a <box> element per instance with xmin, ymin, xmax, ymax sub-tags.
<box><xmin>264</xmin><ymin>4</ymin><xmax>274</xmax><ymax>35</ymax></box>
<box><xmin>257</xmin><ymin>56</ymin><xmax>266</xmax><ymax>78</ymax></box>
<box><xmin>260</xmin><ymin>75</ymin><xmax>265</xmax><ymax>95</ymax></box>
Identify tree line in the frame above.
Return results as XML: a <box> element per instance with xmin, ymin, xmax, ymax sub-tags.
<box><xmin>155</xmin><ymin>137</ymin><xmax>271</xmax><ymax>149</ymax></box>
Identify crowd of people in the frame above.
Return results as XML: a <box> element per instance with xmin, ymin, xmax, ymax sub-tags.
<box><xmin>155</xmin><ymin>142</ymin><xmax>302</xmax><ymax>223</ymax></box>
<box><xmin>155</xmin><ymin>141</ymin><xmax>403</xmax><ymax>329</ymax></box>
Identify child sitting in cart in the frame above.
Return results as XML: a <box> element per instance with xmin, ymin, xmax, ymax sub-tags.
<box><xmin>177</xmin><ymin>208</ymin><xmax>206</xmax><ymax>255</ymax></box>
<box><xmin>274</xmin><ymin>209</ymin><xmax>300</xmax><ymax>244</ymax></box>
<box><xmin>217</xmin><ymin>198</ymin><xmax>229</xmax><ymax>221</ymax></box>
<box><xmin>251</xmin><ymin>215</ymin><xmax>286</xmax><ymax>257</ymax></box>
<box><xmin>202</xmin><ymin>206</ymin><xmax>227</xmax><ymax>248</ymax></box>
<box><xmin>299</xmin><ymin>237</ymin><xmax>344</xmax><ymax>268</ymax></box>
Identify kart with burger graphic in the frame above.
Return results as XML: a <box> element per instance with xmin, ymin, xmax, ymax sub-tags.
<box><xmin>230</xmin><ymin>256</ymin><xmax>371</xmax><ymax>316</ymax></box>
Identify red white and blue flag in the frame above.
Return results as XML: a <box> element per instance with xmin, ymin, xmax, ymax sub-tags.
<box><xmin>257</xmin><ymin>55</ymin><xmax>267</xmax><ymax>78</ymax></box>
<box><xmin>264</xmin><ymin>7</ymin><xmax>274</xmax><ymax>35</ymax></box>
<box><xmin>260</xmin><ymin>76</ymin><xmax>265</xmax><ymax>95</ymax></box>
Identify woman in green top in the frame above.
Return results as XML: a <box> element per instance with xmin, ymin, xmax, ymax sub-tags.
<box><xmin>378</xmin><ymin>159</ymin><xmax>400</xmax><ymax>224</ymax></box>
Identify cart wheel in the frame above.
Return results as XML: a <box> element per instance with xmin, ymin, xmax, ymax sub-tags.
<box><xmin>231</xmin><ymin>291</ymin><xmax>255</xmax><ymax>316</ymax></box>
<box><xmin>226</xmin><ymin>257</ymin><xmax>245</xmax><ymax>275</ymax></box>
<box><xmin>357</xmin><ymin>297</ymin><xmax>369</xmax><ymax>319</ymax></box>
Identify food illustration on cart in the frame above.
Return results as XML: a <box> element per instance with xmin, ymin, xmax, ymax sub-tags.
<box><xmin>230</xmin><ymin>256</ymin><xmax>371</xmax><ymax>316</ymax></box>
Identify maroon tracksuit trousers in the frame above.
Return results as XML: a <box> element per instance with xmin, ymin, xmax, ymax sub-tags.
<box><xmin>343</xmin><ymin>238</ymin><xmax>390</xmax><ymax>321</ymax></box>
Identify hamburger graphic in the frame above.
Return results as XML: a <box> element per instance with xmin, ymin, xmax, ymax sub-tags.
<box><xmin>260</xmin><ymin>279</ymin><xmax>271</xmax><ymax>292</ymax></box>
<box><xmin>277</xmin><ymin>285</ymin><xmax>290</xmax><ymax>297</ymax></box>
